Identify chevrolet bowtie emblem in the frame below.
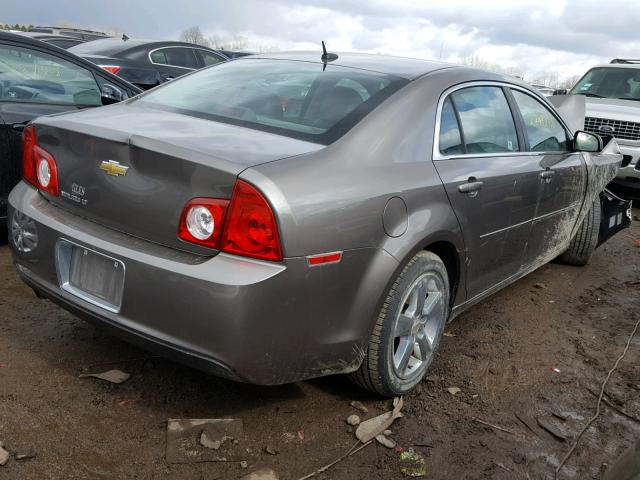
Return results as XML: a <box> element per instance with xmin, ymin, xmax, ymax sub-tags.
<box><xmin>99</xmin><ymin>160</ymin><xmax>129</xmax><ymax>177</ymax></box>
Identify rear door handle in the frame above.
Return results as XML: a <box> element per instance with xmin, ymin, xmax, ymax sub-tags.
<box><xmin>540</xmin><ymin>169</ymin><xmax>556</xmax><ymax>182</ymax></box>
<box><xmin>458</xmin><ymin>179</ymin><xmax>484</xmax><ymax>196</ymax></box>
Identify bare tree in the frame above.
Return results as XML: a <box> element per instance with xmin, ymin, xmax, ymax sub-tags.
<box><xmin>461</xmin><ymin>54</ymin><xmax>523</xmax><ymax>79</ymax></box>
<box><xmin>208</xmin><ymin>34</ymin><xmax>249</xmax><ymax>50</ymax></box>
<box><xmin>180</xmin><ymin>26</ymin><xmax>210</xmax><ymax>47</ymax></box>
<box><xmin>558</xmin><ymin>75</ymin><xmax>580</xmax><ymax>90</ymax></box>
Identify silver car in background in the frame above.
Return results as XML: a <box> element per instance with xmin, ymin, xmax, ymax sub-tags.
<box><xmin>8</xmin><ymin>52</ymin><xmax>628</xmax><ymax>396</ymax></box>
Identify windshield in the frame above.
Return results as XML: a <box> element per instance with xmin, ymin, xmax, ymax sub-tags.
<box><xmin>136</xmin><ymin>59</ymin><xmax>407</xmax><ymax>144</ymax></box>
<box><xmin>570</xmin><ymin>67</ymin><xmax>640</xmax><ymax>101</ymax></box>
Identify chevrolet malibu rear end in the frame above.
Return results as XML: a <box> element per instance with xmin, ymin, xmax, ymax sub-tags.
<box><xmin>10</xmin><ymin>54</ymin><xmax>456</xmax><ymax>393</ymax></box>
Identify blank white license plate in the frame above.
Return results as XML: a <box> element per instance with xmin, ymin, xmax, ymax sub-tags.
<box><xmin>56</xmin><ymin>240</ymin><xmax>125</xmax><ymax>313</ymax></box>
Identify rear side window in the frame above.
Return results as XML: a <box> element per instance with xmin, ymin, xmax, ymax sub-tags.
<box><xmin>153</xmin><ymin>48</ymin><xmax>199</xmax><ymax>69</ymax></box>
<box><xmin>198</xmin><ymin>50</ymin><xmax>225</xmax><ymax>67</ymax></box>
<box><xmin>137</xmin><ymin>59</ymin><xmax>407</xmax><ymax>144</ymax></box>
<box><xmin>511</xmin><ymin>90</ymin><xmax>570</xmax><ymax>152</ymax></box>
<box><xmin>450</xmin><ymin>86</ymin><xmax>519</xmax><ymax>154</ymax></box>
<box><xmin>439</xmin><ymin>97</ymin><xmax>464</xmax><ymax>155</ymax></box>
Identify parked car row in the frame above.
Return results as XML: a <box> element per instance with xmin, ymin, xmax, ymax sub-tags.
<box><xmin>0</xmin><ymin>31</ymin><xmax>142</xmax><ymax>222</ymax></box>
<box><xmin>4</xmin><ymin>35</ymin><xmax>632</xmax><ymax>396</ymax></box>
<box><xmin>69</xmin><ymin>37</ymin><xmax>233</xmax><ymax>89</ymax></box>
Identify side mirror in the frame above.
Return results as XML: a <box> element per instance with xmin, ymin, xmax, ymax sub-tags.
<box><xmin>574</xmin><ymin>130</ymin><xmax>603</xmax><ymax>152</ymax></box>
<box><xmin>101</xmin><ymin>83</ymin><xmax>125</xmax><ymax>105</ymax></box>
<box><xmin>553</xmin><ymin>88</ymin><xmax>568</xmax><ymax>95</ymax></box>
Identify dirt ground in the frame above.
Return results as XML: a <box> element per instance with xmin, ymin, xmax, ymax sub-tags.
<box><xmin>0</xmin><ymin>210</ymin><xmax>639</xmax><ymax>480</ymax></box>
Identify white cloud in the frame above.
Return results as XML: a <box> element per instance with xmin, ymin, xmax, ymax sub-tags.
<box><xmin>5</xmin><ymin>0</ymin><xmax>639</xmax><ymax>84</ymax></box>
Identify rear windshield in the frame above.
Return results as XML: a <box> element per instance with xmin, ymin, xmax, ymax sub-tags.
<box><xmin>69</xmin><ymin>38</ymin><xmax>137</xmax><ymax>56</ymax></box>
<box><xmin>136</xmin><ymin>59</ymin><xmax>408</xmax><ymax>144</ymax></box>
<box><xmin>570</xmin><ymin>67</ymin><xmax>640</xmax><ymax>101</ymax></box>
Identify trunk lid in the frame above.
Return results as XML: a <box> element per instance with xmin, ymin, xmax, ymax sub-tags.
<box><xmin>34</xmin><ymin>104</ymin><xmax>322</xmax><ymax>254</ymax></box>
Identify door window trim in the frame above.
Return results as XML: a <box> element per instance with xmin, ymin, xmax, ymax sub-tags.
<box><xmin>148</xmin><ymin>46</ymin><xmax>220</xmax><ymax>70</ymax></box>
<box><xmin>433</xmin><ymin>81</ymin><xmax>574</xmax><ymax>161</ymax></box>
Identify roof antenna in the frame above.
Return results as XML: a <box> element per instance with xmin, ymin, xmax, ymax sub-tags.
<box><xmin>122</xmin><ymin>33</ymin><xmax>129</xmax><ymax>41</ymax></box>
<box><xmin>321</xmin><ymin>41</ymin><xmax>338</xmax><ymax>64</ymax></box>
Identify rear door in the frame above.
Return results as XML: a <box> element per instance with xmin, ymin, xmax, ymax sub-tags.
<box><xmin>149</xmin><ymin>46</ymin><xmax>199</xmax><ymax>82</ymax></box>
<box><xmin>509</xmin><ymin>88</ymin><xmax>586</xmax><ymax>264</ymax></box>
<box><xmin>433</xmin><ymin>84</ymin><xmax>541</xmax><ymax>299</ymax></box>
<box><xmin>0</xmin><ymin>39</ymin><xmax>103</xmax><ymax>215</ymax></box>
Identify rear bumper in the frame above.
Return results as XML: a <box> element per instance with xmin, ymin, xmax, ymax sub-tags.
<box><xmin>8</xmin><ymin>182</ymin><xmax>398</xmax><ymax>384</ymax></box>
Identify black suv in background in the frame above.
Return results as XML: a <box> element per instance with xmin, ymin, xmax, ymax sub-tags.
<box><xmin>70</xmin><ymin>38</ymin><xmax>232</xmax><ymax>89</ymax></box>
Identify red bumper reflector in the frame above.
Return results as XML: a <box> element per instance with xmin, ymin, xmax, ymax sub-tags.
<box><xmin>307</xmin><ymin>251</ymin><xmax>342</xmax><ymax>266</ymax></box>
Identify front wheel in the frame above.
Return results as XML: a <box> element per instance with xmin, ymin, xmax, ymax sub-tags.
<box><xmin>560</xmin><ymin>198</ymin><xmax>601</xmax><ymax>266</ymax></box>
<box><xmin>351</xmin><ymin>251</ymin><xmax>450</xmax><ymax>396</ymax></box>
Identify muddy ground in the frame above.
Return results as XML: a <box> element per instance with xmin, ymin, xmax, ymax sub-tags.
<box><xmin>0</xmin><ymin>211</ymin><xmax>639</xmax><ymax>480</ymax></box>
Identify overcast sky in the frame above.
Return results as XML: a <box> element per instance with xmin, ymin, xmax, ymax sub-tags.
<box><xmin>4</xmin><ymin>0</ymin><xmax>639</xmax><ymax>83</ymax></box>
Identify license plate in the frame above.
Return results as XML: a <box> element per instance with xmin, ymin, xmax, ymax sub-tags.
<box><xmin>56</xmin><ymin>240</ymin><xmax>125</xmax><ymax>313</ymax></box>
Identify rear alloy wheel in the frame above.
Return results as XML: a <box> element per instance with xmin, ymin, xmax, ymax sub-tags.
<box><xmin>351</xmin><ymin>251</ymin><xmax>450</xmax><ymax>396</ymax></box>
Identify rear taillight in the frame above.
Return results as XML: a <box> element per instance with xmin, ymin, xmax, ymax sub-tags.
<box><xmin>221</xmin><ymin>180</ymin><xmax>282</xmax><ymax>261</ymax></box>
<box><xmin>99</xmin><ymin>65</ymin><xmax>122</xmax><ymax>75</ymax></box>
<box><xmin>178</xmin><ymin>180</ymin><xmax>282</xmax><ymax>262</ymax></box>
<box><xmin>22</xmin><ymin>125</ymin><xmax>37</xmax><ymax>187</ymax></box>
<box><xmin>22</xmin><ymin>125</ymin><xmax>60</xmax><ymax>196</ymax></box>
<box><xmin>178</xmin><ymin>198</ymin><xmax>229</xmax><ymax>249</ymax></box>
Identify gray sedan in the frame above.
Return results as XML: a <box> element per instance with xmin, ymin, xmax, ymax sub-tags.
<box><xmin>8</xmin><ymin>52</ymin><xmax>629</xmax><ymax>396</ymax></box>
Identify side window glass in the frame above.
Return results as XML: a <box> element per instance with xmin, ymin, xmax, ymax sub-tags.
<box><xmin>451</xmin><ymin>86</ymin><xmax>519</xmax><ymax>154</ymax></box>
<box><xmin>0</xmin><ymin>44</ymin><xmax>101</xmax><ymax>106</ymax></box>
<box><xmin>150</xmin><ymin>49</ymin><xmax>168</xmax><ymax>65</ymax></box>
<box><xmin>512</xmin><ymin>90</ymin><xmax>570</xmax><ymax>152</ymax></box>
<box><xmin>162</xmin><ymin>48</ymin><xmax>199</xmax><ymax>69</ymax></box>
<box><xmin>439</xmin><ymin>97</ymin><xmax>464</xmax><ymax>155</ymax></box>
<box><xmin>198</xmin><ymin>50</ymin><xmax>224</xmax><ymax>67</ymax></box>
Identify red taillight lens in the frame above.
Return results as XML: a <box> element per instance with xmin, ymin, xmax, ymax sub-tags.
<box><xmin>178</xmin><ymin>198</ymin><xmax>229</xmax><ymax>249</ymax></box>
<box><xmin>22</xmin><ymin>124</ymin><xmax>37</xmax><ymax>187</ymax></box>
<box><xmin>99</xmin><ymin>65</ymin><xmax>121</xmax><ymax>75</ymax></box>
<box><xmin>221</xmin><ymin>180</ymin><xmax>282</xmax><ymax>261</ymax></box>
<box><xmin>22</xmin><ymin>125</ymin><xmax>60</xmax><ymax>196</ymax></box>
<box><xmin>178</xmin><ymin>181</ymin><xmax>282</xmax><ymax>261</ymax></box>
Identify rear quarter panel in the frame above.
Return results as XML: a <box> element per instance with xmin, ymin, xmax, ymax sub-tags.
<box><xmin>245</xmin><ymin>69</ymin><xmax>479</xmax><ymax>311</ymax></box>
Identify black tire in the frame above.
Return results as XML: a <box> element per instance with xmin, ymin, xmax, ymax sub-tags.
<box><xmin>350</xmin><ymin>251</ymin><xmax>450</xmax><ymax>397</ymax></box>
<box><xmin>560</xmin><ymin>198</ymin><xmax>601</xmax><ymax>266</ymax></box>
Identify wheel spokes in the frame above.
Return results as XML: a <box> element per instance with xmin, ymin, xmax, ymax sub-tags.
<box><xmin>422</xmin><ymin>291</ymin><xmax>441</xmax><ymax>316</ymax></box>
<box><xmin>414</xmin><ymin>280</ymin><xmax>427</xmax><ymax>317</ymax></box>
<box><xmin>391</xmin><ymin>272</ymin><xmax>446</xmax><ymax>380</ymax></box>
<box><xmin>394</xmin><ymin>336</ymin><xmax>415</xmax><ymax>373</ymax></box>
<box><xmin>416</xmin><ymin>331</ymin><xmax>432</xmax><ymax>361</ymax></box>
<box><xmin>395</xmin><ymin>313</ymin><xmax>414</xmax><ymax>338</ymax></box>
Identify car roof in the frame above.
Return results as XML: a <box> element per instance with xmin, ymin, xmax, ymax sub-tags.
<box><xmin>69</xmin><ymin>38</ymin><xmax>222</xmax><ymax>56</ymax></box>
<box><xmin>591</xmin><ymin>63</ymin><xmax>640</xmax><ymax>70</ymax></box>
<box><xmin>243</xmin><ymin>51</ymin><xmax>456</xmax><ymax>80</ymax></box>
